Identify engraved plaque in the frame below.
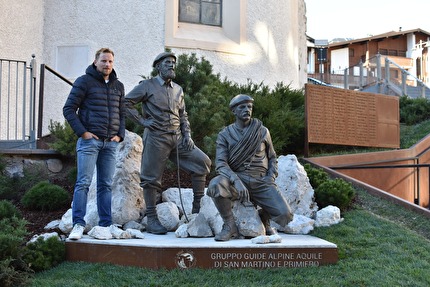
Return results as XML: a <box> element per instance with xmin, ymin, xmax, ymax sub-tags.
<box><xmin>306</xmin><ymin>84</ymin><xmax>399</xmax><ymax>148</ymax></box>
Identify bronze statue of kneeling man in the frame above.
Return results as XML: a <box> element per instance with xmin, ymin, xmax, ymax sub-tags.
<box><xmin>207</xmin><ymin>94</ymin><xmax>293</xmax><ymax>241</ymax></box>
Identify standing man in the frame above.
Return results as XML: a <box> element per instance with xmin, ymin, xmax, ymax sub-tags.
<box><xmin>125</xmin><ymin>52</ymin><xmax>211</xmax><ymax>235</ymax></box>
<box><xmin>63</xmin><ymin>48</ymin><xmax>125</xmax><ymax>240</ymax></box>
<box><xmin>207</xmin><ymin>94</ymin><xmax>293</xmax><ymax>241</ymax></box>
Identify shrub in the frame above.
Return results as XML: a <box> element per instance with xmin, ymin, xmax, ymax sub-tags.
<box><xmin>0</xmin><ymin>200</ymin><xmax>22</xmax><ymax>220</ymax></box>
<box><xmin>0</xmin><ymin>217</ymin><xmax>28</xmax><ymax>259</ymax></box>
<box><xmin>315</xmin><ymin>178</ymin><xmax>356</xmax><ymax>211</ymax></box>
<box><xmin>48</xmin><ymin>120</ymin><xmax>78</xmax><ymax>157</ymax></box>
<box><xmin>0</xmin><ymin>217</ymin><xmax>32</xmax><ymax>287</ymax></box>
<box><xmin>0</xmin><ymin>175</ymin><xmax>19</xmax><ymax>200</ymax></box>
<box><xmin>23</xmin><ymin>236</ymin><xmax>65</xmax><ymax>272</ymax></box>
<box><xmin>0</xmin><ymin>258</ymin><xmax>32</xmax><ymax>287</ymax></box>
<box><xmin>21</xmin><ymin>181</ymin><xmax>70</xmax><ymax>211</ymax></box>
<box><xmin>303</xmin><ymin>163</ymin><xmax>329</xmax><ymax>189</ymax></box>
<box><xmin>399</xmin><ymin>95</ymin><xmax>430</xmax><ymax>125</ymax></box>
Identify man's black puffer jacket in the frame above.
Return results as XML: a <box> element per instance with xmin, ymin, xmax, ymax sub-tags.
<box><xmin>63</xmin><ymin>64</ymin><xmax>125</xmax><ymax>141</ymax></box>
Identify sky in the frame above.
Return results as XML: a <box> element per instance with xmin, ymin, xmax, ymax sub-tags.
<box><xmin>305</xmin><ymin>0</ymin><xmax>430</xmax><ymax>41</ymax></box>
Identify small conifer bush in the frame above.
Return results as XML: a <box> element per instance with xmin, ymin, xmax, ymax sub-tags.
<box><xmin>23</xmin><ymin>236</ymin><xmax>65</xmax><ymax>272</ymax></box>
<box><xmin>303</xmin><ymin>163</ymin><xmax>329</xmax><ymax>189</ymax></box>
<box><xmin>0</xmin><ymin>216</ymin><xmax>32</xmax><ymax>287</ymax></box>
<box><xmin>21</xmin><ymin>181</ymin><xmax>70</xmax><ymax>211</ymax></box>
<box><xmin>315</xmin><ymin>178</ymin><xmax>355</xmax><ymax>211</ymax></box>
<box><xmin>0</xmin><ymin>200</ymin><xmax>22</xmax><ymax>220</ymax></box>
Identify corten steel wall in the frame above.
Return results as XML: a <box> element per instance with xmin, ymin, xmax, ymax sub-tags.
<box><xmin>305</xmin><ymin>84</ymin><xmax>400</xmax><ymax>151</ymax></box>
<box><xmin>306</xmin><ymin>135</ymin><xmax>430</xmax><ymax>208</ymax></box>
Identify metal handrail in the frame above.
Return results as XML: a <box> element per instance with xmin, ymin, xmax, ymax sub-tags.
<box><xmin>37</xmin><ymin>64</ymin><xmax>73</xmax><ymax>139</ymax></box>
<box><xmin>331</xmin><ymin>163</ymin><xmax>430</xmax><ymax>207</ymax></box>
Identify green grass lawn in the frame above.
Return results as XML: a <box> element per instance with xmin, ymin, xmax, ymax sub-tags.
<box><xmin>30</xmin><ymin>187</ymin><xmax>430</xmax><ymax>287</ymax></box>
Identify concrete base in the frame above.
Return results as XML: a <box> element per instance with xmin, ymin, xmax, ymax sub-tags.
<box><xmin>66</xmin><ymin>233</ymin><xmax>337</xmax><ymax>269</ymax></box>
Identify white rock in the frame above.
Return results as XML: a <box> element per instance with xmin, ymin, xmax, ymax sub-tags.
<box><xmin>88</xmin><ymin>226</ymin><xmax>113</xmax><ymax>240</ymax></box>
<box><xmin>251</xmin><ymin>233</ymin><xmax>282</xmax><ymax>244</ymax></box>
<box><xmin>58</xmin><ymin>209</ymin><xmax>73</xmax><ymax>233</ymax></box>
<box><xmin>199</xmin><ymin>195</ymin><xmax>223</xmax><ymax>234</ymax></box>
<box><xmin>157</xmin><ymin>201</ymin><xmax>180</xmax><ymax>231</ymax></box>
<box><xmin>187</xmin><ymin>213</ymin><xmax>213</xmax><ymax>237</ymax></box>
<box><xmin>110</xmin><ymin>225</ymin><xmax>131</xmax><ymax>239</ymax></box>
<box><xmin>233</xmin><ymin>202</ymin><xmax>265</xmax><ymax>238</ymax></box>
<box><xmin>126</xmin><ymin>228</ymin><xmax>145</xmax><ymax>239</ymax></box>
<box><xmin>251</xmin><ymin>235</ymin><xmax>270</xmax><ymax>244</ymax></box>
<box><xmin>268</xmin><ymin>234</ymin><xmax>282</xmax><ymax>243</ymax></box>
<box><xmin>44</xmin><ymin>219</ymin><xmax>61</xmax><ymax>230</ymax></box>
<box><xmin>284</xmin><ymin>214</ymin><xmax>315</xmax><ymax>234</ymax></box>
<box><xmin>315</xmin><ymin>205</ymin><xmax>344</xmax><ymax>227</ymax></box>
<box><xmin>27</xmin><ymin>232</ymin><xmax>60</xmax><ymax>244</ymax></box>
<box><xmin>162</xmin><ymin>188</ymin><xmax>194</xmax><ymax>216</ymax></box>
<box><xmin>175</xmin><ymin>224</ymin><xmax>189</xmax><ymax>238</ymax></box>
<box><xmin>276</xmin><ymin>155</ymin><xmax>318</xmax><ymax>218</ymax></box>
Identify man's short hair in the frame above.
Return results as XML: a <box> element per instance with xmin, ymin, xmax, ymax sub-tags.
<box><xmin>95</xmin><ymin>48</ymin><xmax>114</xmax><ymax>60</ymax></box>
<box><xmin>229</xmin><ymin>94</ymin><xmax>254</xmax><ymax>110</ymax></box>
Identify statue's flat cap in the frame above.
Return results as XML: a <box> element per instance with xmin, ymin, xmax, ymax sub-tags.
<box><xmin>153</xmin><ymin>52</ymin><xmax>176</xmax><ymax>67</ymax></box>
<box><xmin>229</xmin><ymin>94</ymin><xmax>254</xmax><ymax>110</ymax></box>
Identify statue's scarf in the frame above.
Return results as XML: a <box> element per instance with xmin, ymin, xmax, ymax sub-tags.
<box><xmin>227</xmin><ymin>118</ymin><xmax>263</xmax><ymax>171</ymax></box>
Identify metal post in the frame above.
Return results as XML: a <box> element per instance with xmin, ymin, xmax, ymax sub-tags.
<box><xmin>343</xmin><ymin>68</ymin><xmax>348</xmax><ymax>89</ymax></box>
<box><xmin>401</xmin><ymin>71</ymin><xmax>407</xmax><ymax>96</ymax></box>
<box><xmin>385</xmin><ymin>57</ymin><xmax>390</xmax><ymax>95</ymax></box>
<box><xmin>29</xmin><ymin>54</ymin><xmax>36</xmax><ymax>149</ymax></box>
<box><xmin>376</xmin><ymin>54</ymin><xmax>383</xmax><ymax>94</ymax></box>
<box><xmin>38</xmin><ymin>64</ymin><xmax>45</xmax><ymax>140</ymax></box>
<box><xmin>359</xmin><ymin>60</ymin><xmax>363</xmax><ymax>90</ymax></box>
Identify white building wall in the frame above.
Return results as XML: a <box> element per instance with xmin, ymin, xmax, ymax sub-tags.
<box><xmin>0</xmin><ymin>0</ymin><xmax>44</xmax><ymax>61</ymax></box>
<box><xmin>1</xmin><ymin>0</ymin><xmax>307</xmax><ymax>137</ymax></box>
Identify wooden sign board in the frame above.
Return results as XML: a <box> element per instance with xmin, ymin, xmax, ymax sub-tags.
<box><xmin>305</xmin><ymin>84</ymin><xmax>400</xmax><ymax>149</ymax></box>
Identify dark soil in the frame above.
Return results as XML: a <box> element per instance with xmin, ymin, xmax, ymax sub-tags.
<box><xmin>18</xmin><ymin>168</ymin><xmax>196</xmax><ymax>240</ymax></box>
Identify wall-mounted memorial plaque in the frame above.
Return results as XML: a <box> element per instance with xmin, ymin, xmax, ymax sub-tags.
<box><xmin>305</xmin><ymin>84</ymin><xmax>399</xmax><ymax>150</ymax></box>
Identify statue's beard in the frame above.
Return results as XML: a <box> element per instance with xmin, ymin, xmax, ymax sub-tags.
<box><xmin>160</xmin><ymin>69</ymin><xmax>176</xmax><ymax>80</ymax></box>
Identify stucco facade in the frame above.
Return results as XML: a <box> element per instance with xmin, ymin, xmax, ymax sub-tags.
<box><xmin>1</xmin><ymin>0</ymin><xmax>307</xmax><ymax>136</ymax></box>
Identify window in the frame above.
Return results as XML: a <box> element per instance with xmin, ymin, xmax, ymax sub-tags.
<box><xmin>179</xmin><ymin>0</ymin><xmax>222</xmax><ymax>26</ymax></box>
<box><xmin>165</xmin><ymin>0</ymin><xmax>246</xmax><ymax>55</ymax></box>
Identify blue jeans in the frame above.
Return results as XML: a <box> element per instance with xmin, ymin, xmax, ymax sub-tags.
<box><xmin>72</xmin><ymin>137</ymin><xmax>119</xmax><ymax>227</ymax></box>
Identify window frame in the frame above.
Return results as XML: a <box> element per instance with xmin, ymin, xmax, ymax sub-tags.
<box><xmin>165</xmin><ymin>0</ymin><xmax>246</xmax><ymax>55</ymax></box>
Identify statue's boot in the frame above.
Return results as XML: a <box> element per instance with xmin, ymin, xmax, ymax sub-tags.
<box><xmin>144</xmin><ymin>188</ymin><xmax>167</xmax><ymax>234</ymax></box>
<box><xmin>213</xmin><ymin>197</ymin><xmax>238</xmax><ymax>241</ymax></box>
<box><xmin>191</xmin><ymin>177</ymin><xmax>206</xmax><ymax>214</ymax></box>
<box><xmin>259</xmin><ymin>209</ymin><xmax>277</xmax><ymax>235</ymax></box>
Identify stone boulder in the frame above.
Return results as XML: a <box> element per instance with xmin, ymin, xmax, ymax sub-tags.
<box><xmin>276</xmin><ymin>154</ymin><xmax>319</xmax><ymax>218</ymax></box>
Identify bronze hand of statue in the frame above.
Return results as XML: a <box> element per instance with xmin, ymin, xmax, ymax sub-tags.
<box><xmin>233</xmin><ymin>178</ymin><xmax>250</xmax><ymax>203</ymax></box>
<box><xmin>140</xmin><ymin>118</ymin><xmax>156</xmax><ymax>130</ymax></box>
<box><xmin>182</xmin><ymin>135</ymin><xmax>195</xmax><ymax>151</ymax></box>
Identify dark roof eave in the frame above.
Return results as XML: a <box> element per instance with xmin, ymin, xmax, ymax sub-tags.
<box><xmin>328</xmin><ymin>28</ymin><xmax>430</xmax><ymax>48</ymax></box>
